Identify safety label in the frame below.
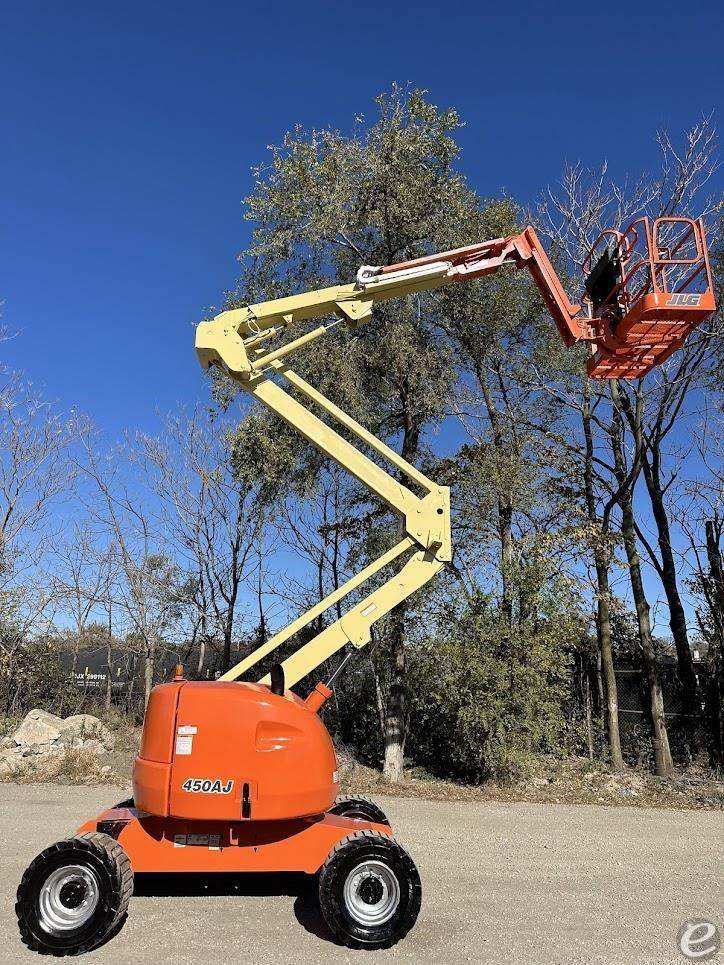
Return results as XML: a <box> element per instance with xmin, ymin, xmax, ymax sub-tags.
<box><xmin>172</xmin><ymin>833</ymin><xmax>221</xmax><ymax>850</ymax></box>
<box><xmin>175</xmin><ymin>734</ymin><xmax>193</xmax><ymax>755</ymax></box>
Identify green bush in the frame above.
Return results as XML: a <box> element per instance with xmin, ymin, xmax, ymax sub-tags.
<box><xmin>406</xmin><ymin>585</ymin><xmax>579</xmax><ymax>783</ymax></box>
<box><xmin>0</xmin><ymin>638</ymin><xmax>76</xmax><ymax>718</ymax></box>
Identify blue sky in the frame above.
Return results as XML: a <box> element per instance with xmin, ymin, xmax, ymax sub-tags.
<box><xmin>2</xmin><ymin>0</ymin><xmax>721</xmax><ymax>437</ymax></box>
<box><xmin>1</xmin><ymin>0</ymin><xmax>722</xmax><ymax>636</ymax></box>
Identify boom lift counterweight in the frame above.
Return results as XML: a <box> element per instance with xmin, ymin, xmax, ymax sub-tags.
<box><xmin>16</xmin><ymin>217</ymin><xmax>715</xmax><ymax>955</ymax></box>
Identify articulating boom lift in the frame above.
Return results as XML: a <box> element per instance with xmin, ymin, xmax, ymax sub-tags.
<box><xmin>16</xmin><ymin>217</ymin><xmax>715</xmax><ymax>955</ymax></box>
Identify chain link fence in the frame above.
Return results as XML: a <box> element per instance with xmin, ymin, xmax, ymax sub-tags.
<box><xmin>615</xmin><ymin>664</ymin><xmax>716</xmax><ymax>767</ymax></box>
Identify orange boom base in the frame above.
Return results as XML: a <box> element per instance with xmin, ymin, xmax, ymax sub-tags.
<box><xmin>14</xmin><ymin>672</ymin><xmax>415</xmax><ymax>955</ymax></box>
<box><xmin>76</xmin><ymin>679</ymin><xmax>390</xmax><ymax>875</ymax></box>
<box><xmin>76</xmin><ymin>806</ymin><xmax>389</xmax><ymax>876</ymax></box>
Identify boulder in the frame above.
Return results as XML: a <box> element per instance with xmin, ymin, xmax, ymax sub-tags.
<box><xmin>2</xmin><ymin>709</ymin><xmax>115</xmax><ymax>765</ymax></box>
<box><xmin>58</xmin><ymin>714</ymin><xmax>115</xmax><ymax>751</ymax></box>
<box><xmin>11</xmin><ymin>709</ymin><xmax>64</xmax><ymax>748</ymax></box>
<box><xmin>77</xmin><ymin>739</ymin><xmax>106</xmax><ymax>756</ymax></box>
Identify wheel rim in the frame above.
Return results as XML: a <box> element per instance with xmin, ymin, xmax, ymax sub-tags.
<box><xmin>37</xmin><ymin>864</ymin><xmax>100</xmax><ymax>934</ymax></box>
<box><xmin>343</xmin><ymin>859</ymin><xmax>400</xmax><ymax>926</ymax></box>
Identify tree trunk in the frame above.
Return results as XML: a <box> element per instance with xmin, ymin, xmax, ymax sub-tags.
<box><xmin>624</xmin><ymin>534</ymin><xmax>674</xmax><ymax>777</ymax></box>
<box><xmin>104</xmin><ymin>601</ymin><xmax>112</xmax><ymax>712</ymax></box>
<box><xmin>582</xmin><ymin>379</ymin><xmax>623</xmax><ymax>770</ymax></box>
<box><xmin>641</xmin><ymin>450</ymin><xmax>698</xmax><ymax>708</ymax></box>
<box><xmin>125</xmin><ymin>655</ymin><xmax>136</xmax><ymax>716</ymax></box>
<box><xmin>222</xmin><ymin>616</ymin><xmax>233</xmax><ymax>673</ymax></box>
<box><xmin>104</xmin><ymin>642</ymin><xmax>112</xmax><ymax>712</ymax></box>
<box><xmin>584</xmin><ymin>662</ymin><xmax>594</xmax><ymax>760</ymax></box>
<box><xmin>475</xmin><ymin>363</ymin><xmax>517</xmax><ymax>696</ymax></box>
<box><xmin>595</xmin><ymin>557</ymin><xmax>624</xmax><ymax>770</ymax></box>
<box><xmin>382</xmin><ymin>605</ymin><xmax>406</xmax><ymax>782</ymax></box>
<box><xmin>499</xmin><ymin>499</ymin><xmax>514</xmax><ymax>629</ymax></box>
<box><xmin>621</xmin><ymin>486</ymin><xmax>674</xmax><ymax>777</ymax></box>
<box><xmin>144</xmin><ymin>632</ymin><xmax>155</xmax><ymax>708</ymax></box>
<box><xmin>611</xmin><ymin>420</ymin><xmax>673</xmax><ymax>776</ymax></box>
<box><xmin>704</xmin><ymin>519</ymin><xmax>724</xmax><ymax>762</ymax></box>
<box><xmin>475</xmin><ymin>362</ymin><xmax>515</xmax><ymax>631</ymax></box>
<box><xmin>595</xmin><ymin>652</ymin><xmax>605</xmax><ymax>723</ymax></box>
<box><xmin>381</xmin><ymin>411</ymin><xmax>419</xmax><ymax>784</ymax></box>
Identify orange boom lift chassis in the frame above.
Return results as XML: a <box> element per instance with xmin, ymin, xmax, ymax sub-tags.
<box><xmin>16</xmin><ymin>216</ymin><xmax>715</xmax><ymax>955</ymax></box>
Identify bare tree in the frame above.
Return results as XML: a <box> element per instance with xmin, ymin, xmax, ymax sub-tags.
<box><xmin>139</xmin><ymin>407</ymin><xmax>263</xmax><ymax>674</ymax></box>
<box><xmin>0</xmin><ymin>379</ymin><xmax>81</xmax><ymax>701</ymax></box>
<box><xmin>0</xmin><ymin>380</ymin><xmax>79</xmax><ymax>570</ymax></box>
<box><xmin>97</xmin><ymin>542</ymin><xmax>122</xmax><ymax>711</ymax></box>
<box><xmin>674</xmin><ymin>418</ymin><xmax>724</xmax><ymax>761</ymax></box>
<box><xmin>50</xmin><ymin>522</ymin><xmax>107</xmax><ymax>674</ymax></box>
<box><xmin>534</xmin><ymin>116</ymin><xmax>722</xmax><ymax>771</ymax></box>
<box><xmin>79</xmin><ymin>433</ymin><xmax>179</xmax><ymax>707</ymax></box>
<box><xmin>539</xmin><ymin>116</ymin><xmax>722</xmax><ymax>710</ymax></box>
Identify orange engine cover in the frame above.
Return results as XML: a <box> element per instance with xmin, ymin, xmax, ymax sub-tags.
<box><xmin>133</xmin><ymin>681</ymin><xmax>339</xmax><ymax>822</ymax></box>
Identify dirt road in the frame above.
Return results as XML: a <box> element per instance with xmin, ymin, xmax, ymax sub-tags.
<box><xmin>0</xmin><ymin>785</ymin><xmax>720</xmax><ymax>965</ymax></box>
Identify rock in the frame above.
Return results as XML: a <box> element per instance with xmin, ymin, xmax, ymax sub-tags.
<box><xmin>0</xmin><ymin>755</ymin><xmax>17</xmax><ymax>775</ymax></box>
<box><xmin>2</xmin><ymin>709</ymin><xmax>115</xmax><ymax>770</ymax></box>
<box><xmin>12</xmin><ymin>709</ymin><xmax>64</xmax><ymax>748</ymax></box>
<box><xmin>59</xmin><ymin>715</ymin><xmax>115</xmax><ymax>751</ymax></box>
<box><xmin>78</xmin><ymin>739</ymin><xmax>105</xmax><ymax>756</ymax></box>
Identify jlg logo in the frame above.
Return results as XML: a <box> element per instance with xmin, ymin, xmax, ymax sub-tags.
<box><xmin>182</xmin><ymin>778</ymin><xmax>234</xmax><ymax>794</ymax></box>
<box><xmin>667</xmin><ymin>293</ymin><xmax>702</xmax><ymax>307</ymax></box>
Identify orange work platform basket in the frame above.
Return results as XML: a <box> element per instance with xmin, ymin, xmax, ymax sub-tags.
<box><xmin>583</xmin><ymin>216</ymin><xmax>715</xmax><ymax>379</ymax></box>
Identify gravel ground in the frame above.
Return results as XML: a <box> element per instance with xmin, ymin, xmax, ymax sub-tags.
<box><xmin>0</xmin><ymin>784</ymin><xmax>721</xmax><ymax>965</ymax></box>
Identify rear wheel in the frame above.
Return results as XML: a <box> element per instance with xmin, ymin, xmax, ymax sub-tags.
<box><xmin>16</xmin><ymin>832</ymin><xmax>133</xmax><ymax>956</ymax></box>
<box><xmin>319</xmin><ymin>830</ymin><xmax>421</xmax><ymax>949</ymax></box>
<box><xmin>328</xmin><ymin>795</ymin><xmax>390</xmax><ymax>826</ymax></box>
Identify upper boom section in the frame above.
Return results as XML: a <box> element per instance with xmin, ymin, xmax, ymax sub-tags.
<box><xmin>197</xmin><ymin>218</ymin><xmax>715</xmax><ymax>383</ymax></box>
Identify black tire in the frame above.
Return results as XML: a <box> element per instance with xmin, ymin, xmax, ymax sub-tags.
<box><xmin>328</xmin><ymin>795</ymin><xmax>390</xmax><ymax>826</ymax></box>
<box><xmin>16</xmin><ymin>832</ymin><xmax>133</xmax><ymax>956</ymax></box>
<box><xmin>319</xmin><ymin>830</ymin><xmax>421</xmax><ymax>950</ymax></box>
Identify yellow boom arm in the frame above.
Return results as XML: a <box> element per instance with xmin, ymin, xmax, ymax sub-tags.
<box><xmin>195</xmin><ymin>253</ymin><xmax>476</xmax><ymax>687</ymax></box>
<box><xmin>195</xmin><ymin>222</ymin><xmax>714</xmax><ymax>687</ymax></box>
